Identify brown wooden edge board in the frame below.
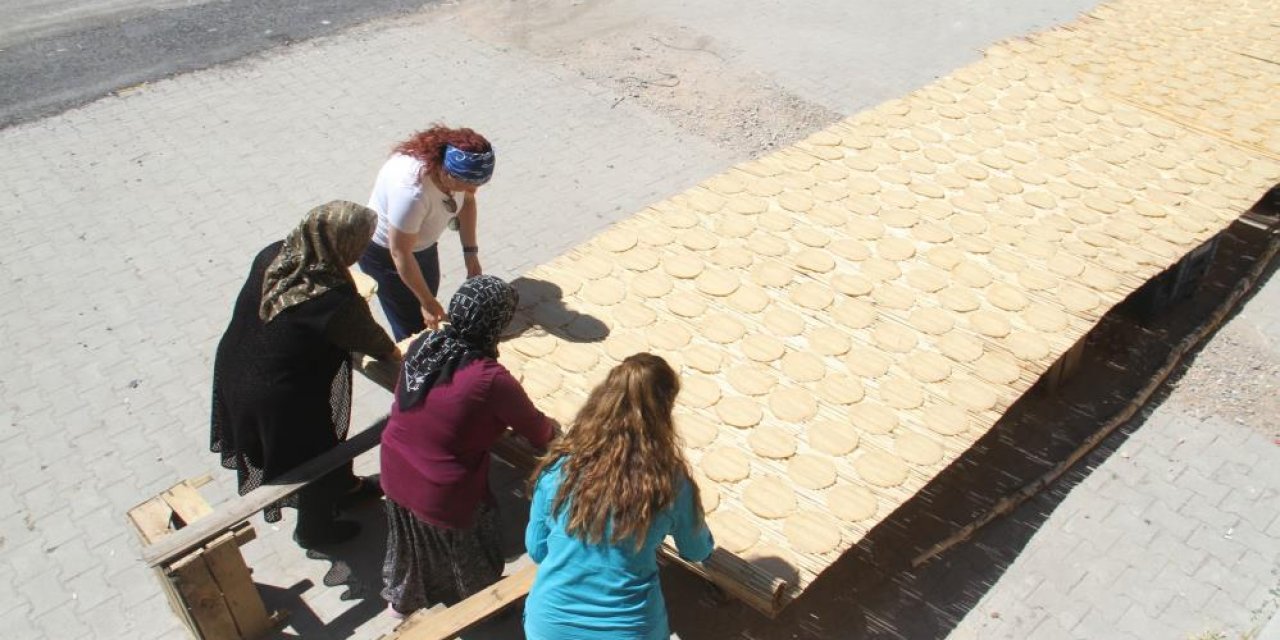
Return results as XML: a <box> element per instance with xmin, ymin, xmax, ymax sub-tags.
<box><xmin>910</xmin><ymin>225</ymin><xmax>1280</xmax><ymax>568</ymax></box>
<box><xmin>142</xmin><ymin>419</ymin><xmax>388</xmax><ymax>568</ymax></box>
<box><xmin>387</xmin><ymin>564</ymin><xmax>539</xmax><ymax>640</ymax></box>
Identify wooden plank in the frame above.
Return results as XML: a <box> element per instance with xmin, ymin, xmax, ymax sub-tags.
<box><xmin>170</xmin><ymin>552</ymin><xmax>243</xmax><ymax>640</ymax></box>
<box><xmin>389</xmin><ymin>564</ymin><xmax>538</xmax><ymax>640</ymax></box>
<box><xmin>143</xmin><ymin>417</ymin><xmax>388</xmax><ymax>568</ymax></box>
<box><xmin>203</xmin><ymin>533</ymin><xmax>274</xmax><ymax>639</ymax></box>
<box><xmin>163</xmin><ymin>482</ymin><xmax>214</xmax><ymax>526</ymax></box>
<box><xmin>128</xmin><ymin>497</ymin><xmax>175</xmax><ymax>545</ymax></box>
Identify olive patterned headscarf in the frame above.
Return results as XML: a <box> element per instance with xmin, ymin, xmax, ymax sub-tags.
<box><xmin>259</xmin><ymin>200</ymin><xmax>377</xmax><ymax>323</ymax></box>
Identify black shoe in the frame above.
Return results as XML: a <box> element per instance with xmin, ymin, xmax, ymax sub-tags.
<box><xmin>337</xmin><ymin>476</ymin><xmax>384</xmax><ymax>510</ymax></box>
<box><xmin>294</xmin><ymin>520</ymin><xmax>361</xmax><ymax>549</ymax></box>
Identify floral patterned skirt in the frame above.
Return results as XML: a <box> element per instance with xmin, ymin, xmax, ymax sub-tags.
<box><xmin>380</xmin><ymin>498</ymin><xmax>504</xmax><ymax>614</ymax></box>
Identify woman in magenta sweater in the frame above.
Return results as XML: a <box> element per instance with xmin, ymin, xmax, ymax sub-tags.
<box><xmin>379</xmin><ymin>275</ymin><xmax>554</xmax><ymax>616</ymax></box>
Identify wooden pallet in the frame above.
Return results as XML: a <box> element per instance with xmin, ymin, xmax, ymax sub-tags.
<box><xmin>128</xmin><ymin>477</ymin><xmax>286</xmax><ymax>640</ymax></box>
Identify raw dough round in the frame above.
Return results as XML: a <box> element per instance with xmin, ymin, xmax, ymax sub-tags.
<box><xmin>809</xmin><ymin>327</ymin><xmax>852</xmax><ymax>356</ymax></box>
<box><xmin>728</xmin><ymin>285</ymin><xmax>771</xmax><ymax>314</ymax></box>
<box><xmin>663</xmin><ymin>254</ymin><xmax>705</xmax><ymax>279</ymax></box>
<box><xmin>763</xmin><ymin>308</ymin><xmax>806</xmax><ymax>336</ymax></box>
<box><xmin>975</xmin><ymin>352</ymin><xmax>1021</xmax><ymax>384</ymax></box>
<box><xmin>727</xmin><ymin>364</ymin><xmax>779</xmax><ymax>396</ymax></box>
<box><xmin>612</xmin><ymin>300</ymin><xmax>657</xmax><ymax>328</ymax></box>
<box><xmin>678</xmin><ymin>376</ymin><xmax>722</xmax><ymax>409</ymax></box>
<box><xmin>631</xmin><ymin>271</ymin><xmax>674</xmax><ymax>298</ymax></box>
<box><xmin>937</xmin><ymin>332</ymin><xmax>984</xmax><ymax>363</ymax></box>
<box><xmin>808</xmin><ymin>419</ymin><xmax>860</xmax><ymax>455</ymax></box>
<box><xmin>553</xmin><ymin>342</ymin><xmax>600</xmax><ymax>373</ymax></box>
<box><xmin>749</xmin><ymin>424</ymin><xmax>798</xmax><ymax>459</ymax></box>
<box><xmin>790</xmin><ymin>281</ymin><xmax>835</xmax><ymax>311</ymax></box>
<box><xmin>647</xmin><ymin>321</ymin><xmax>691</xmax><ymax>350</ymax></box>
<box><xmin>879</xmin><ymin>375</ymin><xmax>925</xmax><ymax>409</ymax></box>
<box><xmin>605</xmin><ymin>332</ymin><xmax>649</xmax><ymax>362</ymax></box>
<box><xmin>922</xmin><ymin>402</ymin><xmax>970</xmax><ymax>436</ymax></box>
<box><xmin>702</xmin><ymin>447</ymin><xmax>751</xmax><ymax>482</ymax></box>
<box><xmin>845</xmin><ymin>347</ymin><xmax>892</xmax><ymax>378</ymax></box>
<box><xmin>1059</xmin><ymin>284</ymin><xmax>1101</xmax><ymax>314</ymax></box>
<box><xmin>794</xmin><ymin>249</ymin><xmax>836</xmax><ymax>273</ymax></box>
<box><xmin>522</xmin><ymin>367</ymin><xmax>563</xmax><ymax>399</ymax></box>
<box><xmin>904</xmin><ymin>351</ymin><xmax>953</xmax><ymax>383</ymax></box>
<box><xmin>665</xmin><ymin>291</ymin><xmax>708</xmax><ymax>318</ymax></box>
<box><xmin>853</xmin><ymin>450</ymin><xmax>909</xmax><ymax>487</ymax></box>
<box><xmin>872</xmin><ymin>321</ymin><xmax>918</xmax><ymax>353</ymax></box>
<box><xmin>676</xmin><ymin>413</ymin><xmax>718</xmax><ymax>448</ymax></box>
<box><xmin>895</xmin><ymin>432</ymin><xmax>945</xmax><ymax>466</ymax></box>
<box><xmin>1024</xmin><ymin>303</ymin><xmax>1069</xmax><ymax>332</ymax></box>
<box><xmin>785</xmin><ymin>510</ymin><xmax>843</xmax><ymax>554</ymax></box>
<box><xmin>987</xmin><ymin>283</ymin><xmax>1029</xmax><ymax>311</ymax></box>
<box><xmin>743</xmin><ymin>476</ymin><xmax>798</xmax><ymax>519</ymax></box>
<box><xmin>871</xmin><ymin>284</ymin><xmax>915</xmax><ymax>310</ymax></box>
<box><xmin>827</xmin><ymin>486</ymin><xmax>878</xmax><ymax>522</ymax></box>
<box><xmin>1004</xmin><ymin>330</ymin><xmax>1052</xmax><ymax>361</ymax></box>
<box><xmin>969</xmin><ymin>309</ymin><xmax>1012</xmax><ymax>338</ymax></box>
<box><xmin>699</xmin><ymin>314</ymin><xmax>746</xmax><ymax>345</ymax></box>
<box><xmin>751</xmin><ymin>260</ymin><xmax>793</xmax><ymax>288</ymax></box>
<box><xmin>877</xmin><ymin>237</ymin><xmax>917</xmax><ymax>261</ymax></box>
<box><xmin>741</xmin><ymin>334</ymin><xmax>786</xmax><ymax>363</ymax></box>
<box><xmin>706</xmin><ymin>510</ymin><xmax>760</xmax><ymax>553</ymax></box>
<box><xmin>685</xmin><ymin>344</ymin><xmax>725</xmax><ymax>374</ymax></box>
<box><xmin>583</xmin><ymin>278</ymin><xmax>626</xmax><ymax>306</ymax></box>
<box><xmin>849</xmin><ymin>401</ymin><xmax>898</xmax><ymax>434</ymax></box>
<box><xmin>832</xmin><ymin>300</ymin><xmax>876</xmax><ymax>330</ymax></box>
<box><xmin>781</xmin><ymin>352</ymin><xmax>826</xmax><ymax>383</ymax></box>
<box><xmin>769</xmin><ymin>387</ymin><xmax>819</xmax><ymax>422</ymax></box>
<box><xmin>906</xmin><ymin>266</ymin><xmax>951</xmax><ymax>293</ymax></box>
<box><xmin>696</xmin><ymin>270</ymin><xmax>740</xmax><ymax>297</ymax></box>
<box><xmin>817</xmin><ymin>373</ymin><xmax>865</xmax><ymax>405</ymax></box>
<box><xmin>597</xmin><ymin>228</ymin><xmax>639</xmax><ymax>252</ymax></box>
<box><xmin>715</xmin><ymin>396</ymin><xmax>763</xmax><ymax>427</ymax></box>
<box><xmin>909</xmin><ymin>307</ymin><xmax>955</xmax><ymax>335</ymax></box>
<box><xmin>939</xmin><ymin>286</ymin><xmax>981</xmax><ymax>313</ymax></box>
<box><xmin>948</xmin><ymin>378</ymin><xmax>999</xmax><ymax>412</ymax></box>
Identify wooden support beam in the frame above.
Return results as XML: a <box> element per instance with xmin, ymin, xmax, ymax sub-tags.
<box><xmin>142</xmin><ymin>418</ymin><xmax>388</xmax><ymax>568</ymax></box>
<box><xmin>388</xmin><ymin>565</ymin><xmax>538</xmax><ymax>640</ymax></box>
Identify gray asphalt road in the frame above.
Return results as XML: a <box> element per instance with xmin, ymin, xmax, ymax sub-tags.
<box><xmin>0</xmin><ymin>0</ymin><xmax>438</xmax><ymax>128</ymax></box>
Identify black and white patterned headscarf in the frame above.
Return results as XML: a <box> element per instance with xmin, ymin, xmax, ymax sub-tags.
<box><xmin>397</xmin><ymin>275</ymin><xmax>518</xmax><ymax>410</ymax></box>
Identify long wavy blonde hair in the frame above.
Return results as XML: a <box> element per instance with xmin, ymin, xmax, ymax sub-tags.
<box><xmin>530</xmin><ymin>352</ymin><xmax>701</xmax><ymax>549</ymax></box>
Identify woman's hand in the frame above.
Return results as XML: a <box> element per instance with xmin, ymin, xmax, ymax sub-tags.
<box><xmin>464</xmin><ymin>253</ymin><xmax>483</xmax><ymax>278</ymax></box>
<box><xmin>421</xmin><ymin>296</ymin><xmax>446</xmax><ymax>329</ymax></box>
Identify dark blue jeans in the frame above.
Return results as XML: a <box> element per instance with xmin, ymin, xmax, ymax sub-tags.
<box><xmin>359</xmin><ymin>242</ymin><xmax>440</xmax><ymax>341</ymax></box>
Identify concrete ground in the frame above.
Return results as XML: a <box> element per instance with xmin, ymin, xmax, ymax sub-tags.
<box><xmin>1</xmin><ymin>0</ymin><xmax>1276</xmax><ymax>638</ymax></box>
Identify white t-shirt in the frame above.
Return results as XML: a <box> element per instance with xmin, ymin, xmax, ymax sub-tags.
<box><xmin>367</xmin><ymin>153</ymin><xmax>468</xmax><ymax>252</ymax></box>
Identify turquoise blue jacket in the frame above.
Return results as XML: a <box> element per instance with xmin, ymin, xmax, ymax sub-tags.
<box><xmin>523</xmin><ymin>460</ymin><xmax>715</xmax><ymax>640</ymax></box>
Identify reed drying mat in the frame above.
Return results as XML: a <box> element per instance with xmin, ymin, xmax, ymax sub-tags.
<box><xmin>475</xmin><ymin>0</ymin><xmax>1279</xmax><ymax>613</ymax></box>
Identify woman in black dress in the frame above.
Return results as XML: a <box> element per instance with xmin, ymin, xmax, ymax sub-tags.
<box><xmin>211</xmin><ymin>200</ymin><xmax>401</xmax><ymax>547</ymax></box>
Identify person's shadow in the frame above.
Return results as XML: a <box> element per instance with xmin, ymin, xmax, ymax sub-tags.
<box><xmin>506</xmin><ymin>277</ymin><xmax>609</xmax><ymax>344</ymax></box>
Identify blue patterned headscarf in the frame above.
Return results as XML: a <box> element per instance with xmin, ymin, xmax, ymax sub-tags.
<box><xmin>443</xmin><ymin>145</ymin><xmax>496</xmax><ymax>185</ymax></box>
<box><xmin>397</xmin><ymin>275</ymin><xmax>518</xmax><ymax>410</ymax></box>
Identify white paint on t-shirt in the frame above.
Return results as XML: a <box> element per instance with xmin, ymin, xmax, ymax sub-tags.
<box><xmin>367</xmin><ymin>153</ymin><xmax>467</xmax><ymax>251</ymax></box>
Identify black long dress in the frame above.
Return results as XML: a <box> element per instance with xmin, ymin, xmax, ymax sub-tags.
<box><xmin>211</xmin><ymin>241</ymin><xmax>394</xmax><ymax>524</ymax></box>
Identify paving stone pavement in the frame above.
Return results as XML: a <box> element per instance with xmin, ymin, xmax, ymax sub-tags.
<box><xmin>1</xmin><ymin>1</ymin><xmax>1276</xmax><ymax>639</ymax></box>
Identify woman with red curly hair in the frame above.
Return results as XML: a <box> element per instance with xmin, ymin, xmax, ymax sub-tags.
<box><xmin>359</xmin><ymin>125</ymin><xmax>495</xmax><ymax>340</ymax></box>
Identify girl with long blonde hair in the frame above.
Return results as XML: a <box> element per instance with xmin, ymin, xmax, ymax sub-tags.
<box><xmin>524</xmin><ymin>353</ymin><xmax>715</xmax><ymax>640</ymax></box>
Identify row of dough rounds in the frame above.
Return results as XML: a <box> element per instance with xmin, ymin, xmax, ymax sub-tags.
<box><xmin>489</xmin><ymin>11</ymin><xmax>1280</xmax><ymax>580</ymax></box>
